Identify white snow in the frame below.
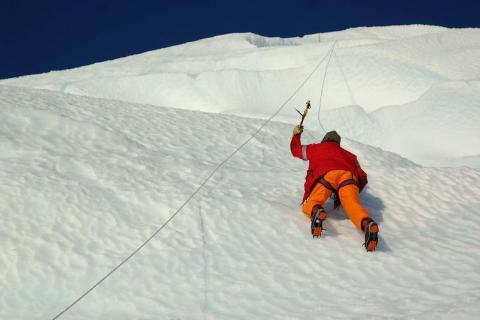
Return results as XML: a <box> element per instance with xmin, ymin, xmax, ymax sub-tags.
<box><xmin>3</xmin><ymin>25</ymin><xmax>480</xmax><ymax>167</ymax></box>
<box><xmin>1</xmin><ymin>25</ymin><xmax>480</xmax><ymax>319</ymax></box>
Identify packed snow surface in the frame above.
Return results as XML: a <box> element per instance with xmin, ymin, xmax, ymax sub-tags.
<box><xmin>1</xmin><ymin>25</ymin><xmax>480</xmax><ymax>319</ymax></box>
<box><xmin>2</xmin><ymin>25</ymin><xmax>480</xmax><ymax>167</ymax></box>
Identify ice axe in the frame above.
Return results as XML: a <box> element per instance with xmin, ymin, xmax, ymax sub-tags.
<box><xmin>295</xmin><ymin>100</ymin><xmax>311</xmax><ymax>127</ymax></box>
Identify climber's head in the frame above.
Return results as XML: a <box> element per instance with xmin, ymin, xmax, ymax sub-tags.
<box><xmin>321</xmin><ymin>130</ymin><xmax>341</xmax><ymax>145</ymax></box>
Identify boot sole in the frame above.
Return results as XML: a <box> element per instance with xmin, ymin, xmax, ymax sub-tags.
<box><xmin>311</xmin><ymin>211</ymin><xmax>327</xmax><ymax>238</ymax></box>
<box><xmin>366</xmin><ymin>240</ymin><xmax>377</xmax><ymax>251</ymax></box>
<box><xmin>365</xmin><ymin>224</ymin><xmax>379</xmax><ymax>252</ymax></box>
<box><xmin>312</xmin><ymin>227</ymin><xmax>322</xmax><ymax>237</ymax></box>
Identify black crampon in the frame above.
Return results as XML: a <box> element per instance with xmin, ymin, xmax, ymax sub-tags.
<box><xmin>311</xmin><ymin>205</ymin><xmax>327</xmax><ymax>238</ymax></box>
<box><xmin>362</xmin><ymin>218</ymin><xmax>379</xmax><ymax>251</ymax></box>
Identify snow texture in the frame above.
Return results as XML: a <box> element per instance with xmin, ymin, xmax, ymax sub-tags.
<box><xmin>1</xmin><ymin>25</ymin><xmax>480</xmax><ymax>319</ymax></box>
<box><xmin>3</xmin><ymin>25</ymin><xmax>480</xmax><ymax>167</ymax></box>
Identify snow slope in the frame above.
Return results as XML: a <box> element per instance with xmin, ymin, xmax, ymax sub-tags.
<box><xmin>1</xmin><ymin>84</ymin><xmax>480</xmax><ymax>320</ymax></box>
<box><xmin>2</xmin><ymin>25</ymin><xmax>480</xmax><ymax>167</ymax></box>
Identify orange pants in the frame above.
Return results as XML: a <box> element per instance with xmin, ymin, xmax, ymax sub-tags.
<box><xmin>302</xmin><ymin>170</ymin><xmax>370</xmax><ymax>229</ymax></box>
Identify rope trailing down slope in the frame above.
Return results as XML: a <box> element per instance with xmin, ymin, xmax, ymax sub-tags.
<box><xmin>51</xmin><ymin>40</ymin><xmax>338</xmax><ymax>320</ymax></box>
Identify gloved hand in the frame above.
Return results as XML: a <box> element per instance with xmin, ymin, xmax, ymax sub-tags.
<box><xmin>292</xmin><ymin>125</ymin><xmax>304</xmax><ymax>136</ymax></box>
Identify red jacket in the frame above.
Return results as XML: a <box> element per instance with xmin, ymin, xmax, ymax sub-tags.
<box><xmin>290</xmin><ymin>134</ymin><xmax>368</xmax><ymax>203</ymax></box>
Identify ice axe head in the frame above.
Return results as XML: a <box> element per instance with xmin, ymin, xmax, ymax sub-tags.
<box><xmin>296</xmin><ymin>100</ymin><xmax>311</xmax><ymax>126</ymax></box>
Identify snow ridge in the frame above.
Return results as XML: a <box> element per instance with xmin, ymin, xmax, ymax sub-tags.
<box><xmin>2</xmin><ymin>25</ymin><xmax>480</xmax><ymax>167</ymax></box>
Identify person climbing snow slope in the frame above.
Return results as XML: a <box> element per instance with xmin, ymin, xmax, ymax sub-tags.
<box><xmin>290</xmin><ymin>126</ymin><xmax>379</xmax><ymax>251</ymax></box>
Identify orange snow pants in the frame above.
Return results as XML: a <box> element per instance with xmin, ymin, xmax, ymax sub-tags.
<box><xmin>302</xmin><ymin>170</ymin><xmax>370</xmax><ymax>230</ymax></box>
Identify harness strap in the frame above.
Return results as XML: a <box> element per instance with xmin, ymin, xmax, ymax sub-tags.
<box><xmin>318</xmin><ymin>177</ymin><xmax>335</xmax><ymax>192</ymax></box>
<box><xmin>317</xmin><ymin>176</ymin><xmax>358</xmax><ymax>208</ymax></box>
<box><xmin>318</xmin><ymin>177</ymin><xmax>357</xmax><ymax>192</ymax></box>
<box><xmin>338</xmin><ymin>178</ymin><xmax>357</xmax><ymax>189</ymax></box>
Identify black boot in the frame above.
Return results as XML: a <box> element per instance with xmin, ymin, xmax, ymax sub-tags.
<box><xmin>361</xmin><ymin>217</ymin><xmax>379</xmax><ymax>251</ymax></box>
<box><xmin>311</xmin><ymin>205</ymin><xmax>327</xmax><ymax>238</ymax></box>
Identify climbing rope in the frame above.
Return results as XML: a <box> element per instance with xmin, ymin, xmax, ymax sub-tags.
<box><xmin>50</xmin><ymin>42</ymin><xmax>336</xmax><ymax>320</ymax></box>
<box><xmin>302</xmin><ymin>40</ymin><xmax>337</xmax><ymax>142</ymax></box>
<box><xmin>316</xmin><ymin>40</ymin><xmax>337</xmax><ymax>134</ymax></box>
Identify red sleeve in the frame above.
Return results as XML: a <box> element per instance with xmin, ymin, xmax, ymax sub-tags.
<box><xmin>290</xmin><ymin>134</ymin><xmax>304</xmax><ymax>160</ymax></box>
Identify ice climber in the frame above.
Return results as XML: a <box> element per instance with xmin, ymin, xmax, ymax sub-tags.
<box><xmin>290</xmin><ymin>126</ymin><xmax>379</xmax><ymax>251</ymax></box>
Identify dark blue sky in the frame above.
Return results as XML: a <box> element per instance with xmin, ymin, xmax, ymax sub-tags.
<box><xmin>1</xmin><ymin>0</ymin><xmax>479</xmax><ymax>80</ymax></box>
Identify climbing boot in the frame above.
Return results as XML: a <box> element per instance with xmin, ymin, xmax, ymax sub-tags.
<box><xmin>311</xmin><ymin>205</ymin><xmax>327</xmax><ymax>238</ymax></box>
<box><xmin>361</xmin><ymin>218</ymin><xmax>379</xmax><ymax>252</ymax></box>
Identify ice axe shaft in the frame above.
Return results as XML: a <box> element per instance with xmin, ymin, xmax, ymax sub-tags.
<box><xmin>295</xmin><ymin>100</ymin><xmax>311</xmax><ymax>127</ymax></box>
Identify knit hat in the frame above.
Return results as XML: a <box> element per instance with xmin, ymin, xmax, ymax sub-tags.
<box><xmin>321</xmin><ymin>130</ymin><xmax>341</xmax><ymax>144</ymax></box>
